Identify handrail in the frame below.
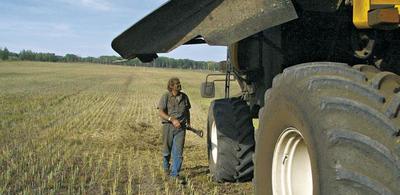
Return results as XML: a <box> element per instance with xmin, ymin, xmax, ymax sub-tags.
<box><xmin>205</xmin><ymin>73</ymin><xmax>235</xmax><ymax>83</ymax></box>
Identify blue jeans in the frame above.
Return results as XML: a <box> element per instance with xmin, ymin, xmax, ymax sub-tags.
<box><xmin>162</xmin><ymin>124</ymin><xmax>185</xmax><ymax>177</ymax></box>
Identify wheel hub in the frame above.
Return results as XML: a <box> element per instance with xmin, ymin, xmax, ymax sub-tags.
<box><xmin>272</xmin><ymin>127</ymin><xmax>313</xmax><ymax>195</ymax></box>
<box><xmin>211</xmin><ymin>121</ymin><xmax>218</xmax><ymax>163</ymax></box>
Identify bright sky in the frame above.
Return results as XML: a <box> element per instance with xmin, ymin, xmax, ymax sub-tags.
<box><xmin>0</xmin><ymin>0</ymin><xmax>227</xmax><ymax>61</ymax></box>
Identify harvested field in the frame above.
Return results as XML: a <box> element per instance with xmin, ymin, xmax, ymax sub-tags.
<box><xmin>0</xmin><ymin>61</ymin><xmax>252</xmax><ymax>194</ymax></box>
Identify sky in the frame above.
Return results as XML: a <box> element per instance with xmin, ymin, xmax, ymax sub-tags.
<box><xmin>0</xmin><ymin>0</ymin><xmax>227</xmax><ymax>61</ymax></box>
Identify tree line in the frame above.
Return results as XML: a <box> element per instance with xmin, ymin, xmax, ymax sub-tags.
<box><xmin>0</xmin><ymin>47</ymin><xmax>221</xmax><ymax>71</ymax></box>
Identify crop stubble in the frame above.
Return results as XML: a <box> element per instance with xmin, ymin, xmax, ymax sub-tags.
<box><xmin>0</xmin><ymin>61</ymin><xmax>252</xmax><ymax>194</ymax></box>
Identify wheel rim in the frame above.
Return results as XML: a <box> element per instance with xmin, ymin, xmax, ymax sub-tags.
<box><xmin>211</xmin><ymin>121</ymin><xmax>218</xmax><ymax>163</ymax></box>
<box><xmin>272</xmin><ymin>127</ymin><xmax>313</xmax><ymax>195</ymax></box>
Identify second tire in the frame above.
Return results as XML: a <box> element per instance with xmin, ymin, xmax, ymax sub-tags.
<box><xmin>207</xmin><ymin>97</ymin><xmax>255</xmax><ymax>182</ymax></box>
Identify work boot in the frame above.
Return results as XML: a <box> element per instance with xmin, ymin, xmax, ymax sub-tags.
<box><xmin>163</xmin><ymin>169</ymin><xmax>170</xmax><ymax>177</ymax></box>
<box><xmin>176</xmin><ymin>175</ymin><xmax>187</xmax><ymax>185</ymax></box>
<box><xmin>170</xmin><ymin>175</ymin><xmax>187</xmax><ymax>185</ymax></box>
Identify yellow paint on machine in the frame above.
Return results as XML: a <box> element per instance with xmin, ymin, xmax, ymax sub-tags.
<box><xmin>353</xmin><ymin>0</ymin><xmax>400</xmax><ymax>29</ymax></box>
<box><xmin>353</xmin><ymin>0</ymin><xmax>371</xmax><ymax>29</ymax></box>
<box><xmin>372</xmin><ymin>0</ymin><xmax>400</xmax><ymax>14</ymax></box>
<box><xmin>371</xmin><ymin>0</ymin><xmax>400</xmax><ymax>5</ymax></box>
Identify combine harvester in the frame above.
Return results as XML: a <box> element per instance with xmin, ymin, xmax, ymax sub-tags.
<box><xmin>112</xmin><ymin>0</ymin><xmax>400</xmax><ymax>194</ymax></box>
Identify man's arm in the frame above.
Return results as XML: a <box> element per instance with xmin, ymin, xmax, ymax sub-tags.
<box><xmin>158</xmin><ymin>109</ymin><xmax>181</xmax><ymax>128</ymax></box>
<box><xmin>158</xmin><ymin>109</ymin><xmax>170</xmax><ymax>121</ymax></box>
<box><xmin>186</xmin><ymin>95</ymin><xmax>191</xmax><ymax>127</ymax></box>
<box><xmin>187</xmin><ymin>110</ymin><xmax>191</xmax><ymax>127</ymax></box>
<box><xmin>158</xmin><ymin>93</ymin><xmax>181</xmax><ymax>128</ymax></box>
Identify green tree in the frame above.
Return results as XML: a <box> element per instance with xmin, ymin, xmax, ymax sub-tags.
<box><xmin>19</xmin><ymin>50</ymin><xmax>35</xmax><ymax>61</ymax></box>
<box><xmin>64</xmin><ymin>54</ymin><xmax>80</xmax><ymax>62</ymax></box>
<box><xmin>2</xmin><ymin>47</ymin><xmax>9</xmax><ymax>60</ymax></box>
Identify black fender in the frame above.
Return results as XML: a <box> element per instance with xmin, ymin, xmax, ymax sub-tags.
<box><xmin>112</xmin><ymin>0</ymin><xmax>297</xmax><ymax>60</ymax></box>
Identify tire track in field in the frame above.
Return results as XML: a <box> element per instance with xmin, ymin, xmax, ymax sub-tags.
<box><xmin>123</xmin><ymin>86</ymin><xmax>144</xmax><ymax>125</ymax></box>
<box><xmin>81</xmin><ymin>93</ymin><xmax>118</xmax><ymax>130</ymax></box>
<box><xmin>118</xmin><ymin>93</ymin><xmax>135</xmax><ymax>130</ymax></box>
<box><xmin>124</xmin><ymin>90</ymin><xmax>162</xmax><ymax>150</ymax></box>
<box><xmin>94</xmin><ymin>76</ymin><xmax>135</xmax><ymax>142</ymax></box>
<box><xmin>96</xmin><ymin>91</ymin><xmax>122</xmax><ymax>130</ymax></box>
<box><xmin>135</xmin><ymin>91</ymin><xmax>159</xmax><ymax>125</ymax></box>
<box><xmin>96</xmin><ymin>75</ymin><xmax>163</xmax><ymax>151</ymax></box>
<box><xmin>89</xmin><ymin>84</ymin><xmax>123</xmax><ymax>131</ymax></box>
<box><xmin>128</xmin><ymin>92</ymin><xmax>148</xmax><ymax>127</ymax></box>
<box><xmin>120</xmin><ymin>75</ymin><xmax>151</xmax><ymax>130</ymax></box>
<box><xmin>116</xmin><ymin>81</ymin><xmax>167</xmax><ymax>193</ymax></box>
<box><xmin>113</xmin><ymin>76</ymin><xmax>135</xmax><ymax>130</ymax></box>
<box><xmin>130</xmin><ymin>93</ymin><xmax>141</xmax><ymax>123</ymax></box>
<box><xmin>132</xmin><ymin>92</ymin><xmax>148</xmax><ymax>124</ymax></box>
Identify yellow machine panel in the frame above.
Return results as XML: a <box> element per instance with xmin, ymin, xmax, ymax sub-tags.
<box><xmin>353</xmin><ymin>0</ymin><xmax>400</xmax><ymax>29</ymax></box>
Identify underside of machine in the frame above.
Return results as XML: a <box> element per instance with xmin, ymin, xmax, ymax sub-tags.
<box><xmin>232</xmin><ymin>6</ymin><xmax>400</xmax><ymax>113</ymax></box>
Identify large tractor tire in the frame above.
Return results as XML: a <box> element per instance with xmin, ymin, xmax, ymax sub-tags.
<box><xmin>207</xmin><ymin>97</ymin><xmax>255</xmax><ymax>182</ymax></box>
<box><xmin>254</xmin><ymin>62</ymin><xmax>400</xmax><ymax>195</ymax></box>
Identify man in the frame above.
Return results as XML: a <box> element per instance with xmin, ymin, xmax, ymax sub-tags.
<box><xmin>157</xmin><ymin>77</ymin><xmax>191</xmax><ymax>180</ymax></box>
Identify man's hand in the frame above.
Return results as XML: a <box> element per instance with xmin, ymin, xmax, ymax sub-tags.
<box><xmin>171</xmin><ymin>118</ymin><xmax>181</xmax><ymax>128</ymax></box>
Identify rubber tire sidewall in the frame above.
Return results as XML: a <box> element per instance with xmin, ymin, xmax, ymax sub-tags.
<box><xmin>255</xmin><ymin>88</ymin><xmax>321</xmax><ymax>195</ymax></box>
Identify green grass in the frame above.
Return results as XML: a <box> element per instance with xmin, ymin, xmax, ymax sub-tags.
<box><xmin>0</xmin><ymin>61</ymin><xmax>252</xmax><ymax>194</ymax></box>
